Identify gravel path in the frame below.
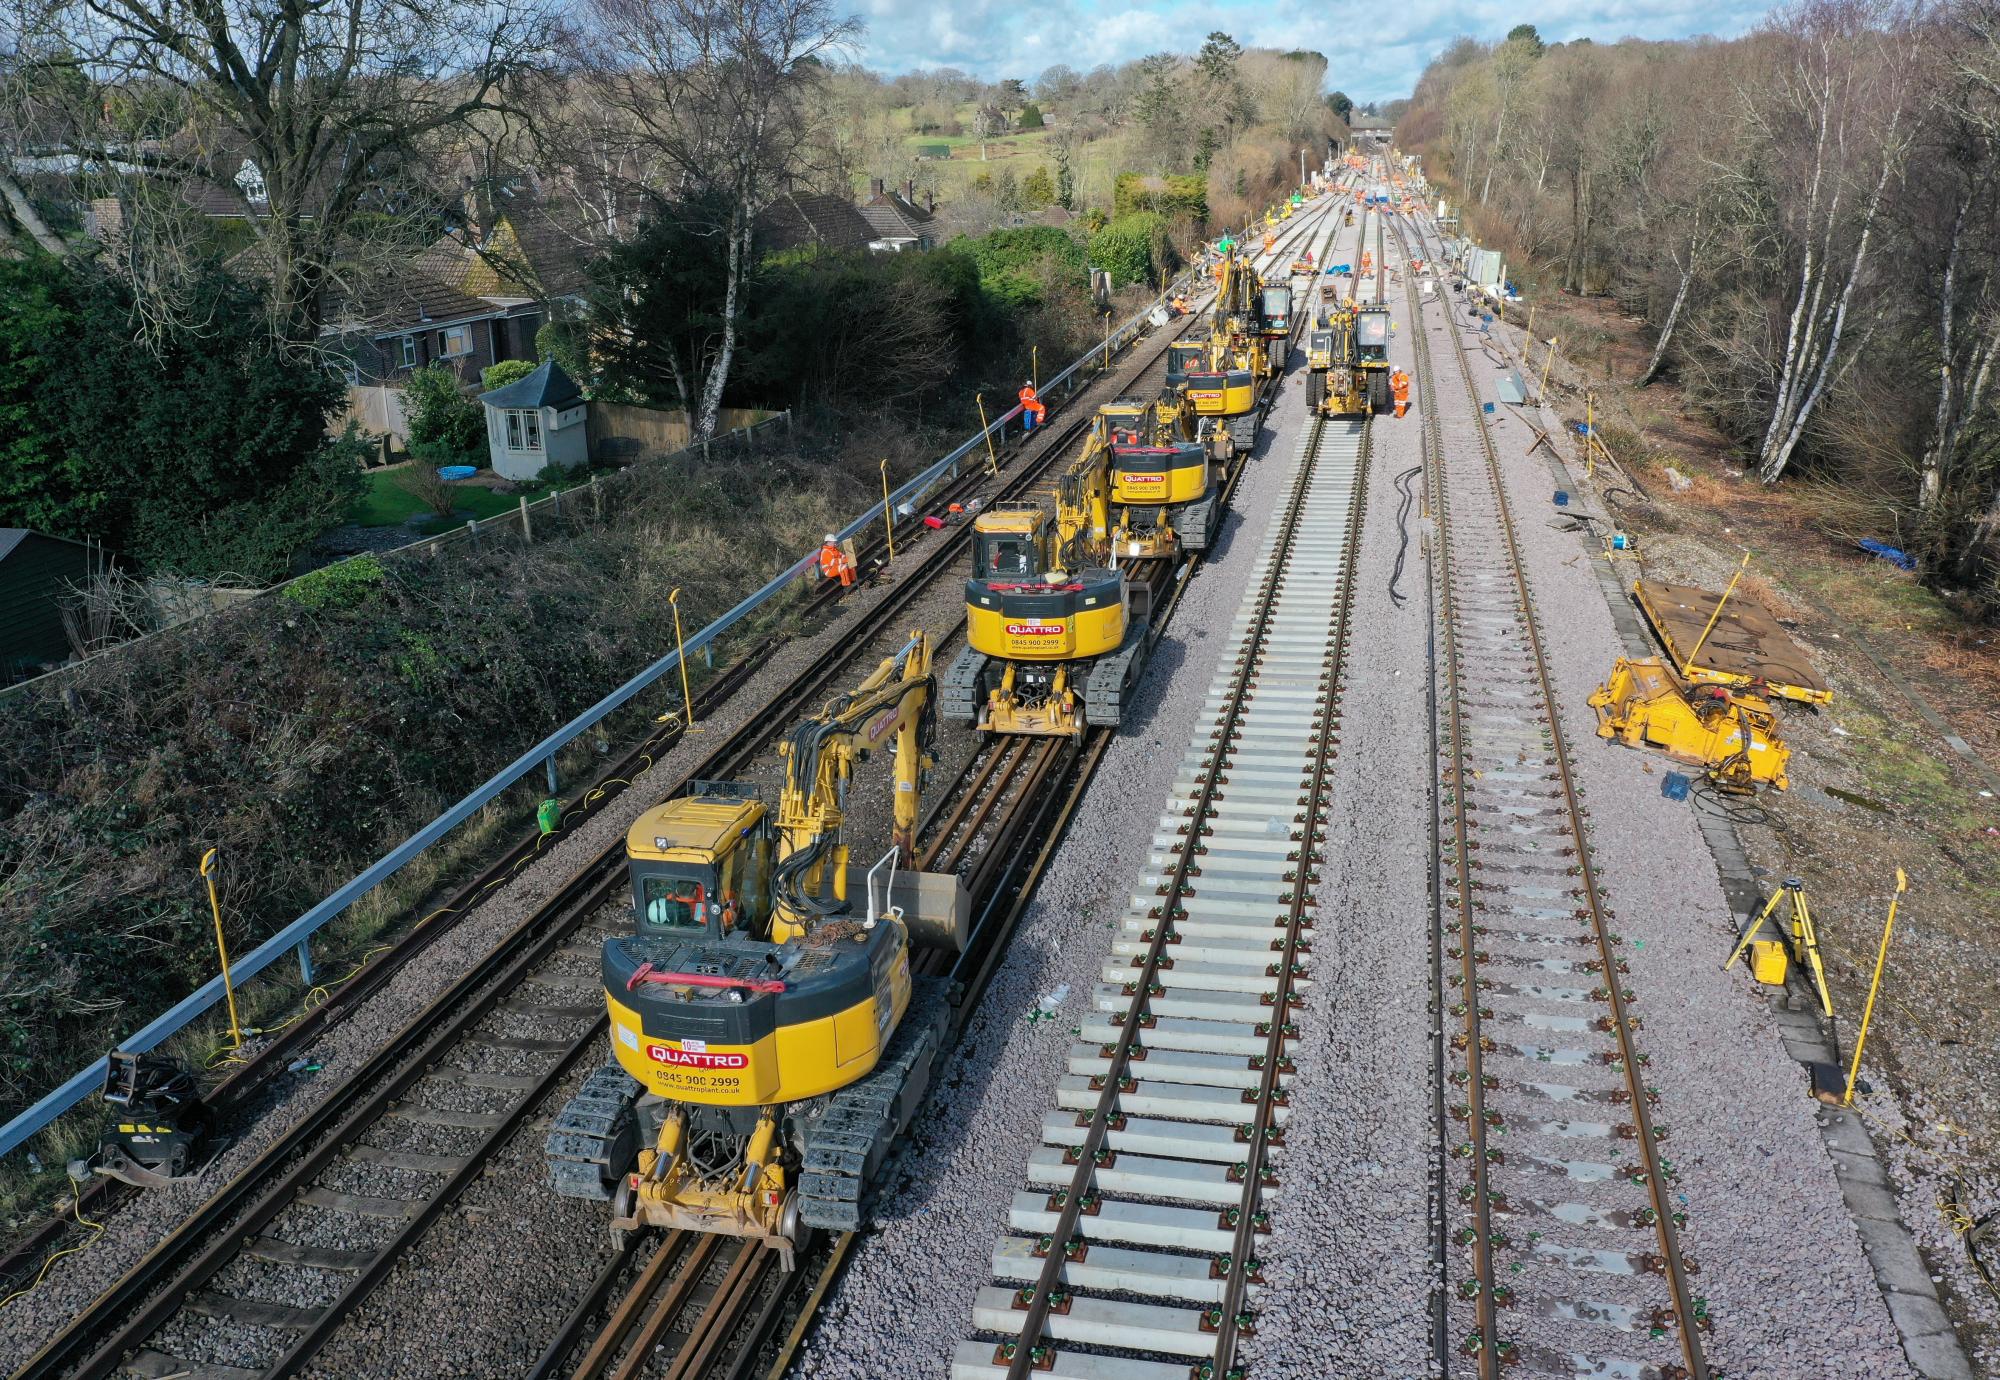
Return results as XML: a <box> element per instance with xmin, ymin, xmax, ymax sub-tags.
<box><xmin>789</xmin><ymin>347</ymin><xmax>1325</xmax><ymax>1380</ymax></box>
<box><xmin>1426</xmin><ymin>225</ymin><xmax>1913</xmax><ymax>1376</ymax></box>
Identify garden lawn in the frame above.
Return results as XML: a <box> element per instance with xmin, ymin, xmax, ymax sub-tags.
<box><xmin>349</xmin><ymin>468</ymin><xmax>557</xmax><ymax>532</ymax></box>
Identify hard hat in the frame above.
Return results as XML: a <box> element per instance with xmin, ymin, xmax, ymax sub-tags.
<box><xmin>1023</xmin><ymin>381</ymin><xmax>1033</xmax><ymax>388</ymax></box>
<box><xmin>824</xmin><ymin>534</ymin><xmax>838</xmax><ymax>544</ymax></box>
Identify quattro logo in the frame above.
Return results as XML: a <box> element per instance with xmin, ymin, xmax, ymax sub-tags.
<box><xmin>1122</xmin><ymin>472</ymin><xmax>1165</xmax><ymax>484</ymax></box>
<box><xmin>647</xmin><ymin>1043</ymin><xmax>748</xmax><ymax>1070</ymax></box>
<box><xmin>1006</xmin><ymin>623</ymin><xmax>1065</xmax><ymax>636</ymax></box>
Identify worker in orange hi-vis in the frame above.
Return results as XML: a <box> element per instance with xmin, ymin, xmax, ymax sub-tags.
<box><xmin>1018</xmin><ymin>381</ymin><xmax>1046</xmax><ymax>435</ymax></box>
<box><xmin>817</xmin><ymin>533</ymin><xmax>855</xmax><ymax>588</ymax></box>
<box><xmin>1391</xmin><ymin>368</ymin><xmax>1412</xmax><ymax>419</ymax></box>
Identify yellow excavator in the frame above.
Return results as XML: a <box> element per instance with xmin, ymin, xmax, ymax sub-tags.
<box><xmin>942</xmin><ymin>412</ymin><xmax>1158</xmax><ymax>735</ymax></box>
<box><xmin>1167</xmin><ymin>250</ymin><xmax>1277</xmax><ymax>453</ymax></box>
<box><xmin>1098</xmin><ymin>390</ymin><xmax>1226</xmax><ymax>559</ymax></box>
<box><xmin>546</xmin><ymin>633</ymin><xmax>966</xmax><ymax>1262</ymax></box>
<box><xmin>1306</xmin><ymin>296</ymin><xmax>1394</xmax><ymax>416</ymax></box>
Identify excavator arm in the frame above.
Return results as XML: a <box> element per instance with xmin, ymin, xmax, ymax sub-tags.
<box><xmin>771</xmin><ymin>631</ymin><xmax>935</xmax><ymax>941</ymax></box>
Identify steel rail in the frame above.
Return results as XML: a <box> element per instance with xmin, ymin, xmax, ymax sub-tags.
<box><xmin>1396</xmin><ymin>210</ymin><xmax>1709</xmax><ymax>1380</ymax></box>
<box><xmin>1000</xmin><ymin>408</ymin><xmax>1342</xmax><ymax>1378</ymax></box>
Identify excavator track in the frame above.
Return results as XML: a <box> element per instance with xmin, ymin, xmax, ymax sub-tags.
<box><xmin>797</xmin><ymin>979</ymin><xmax>949</xmax><ymax>1232</ymax></box>
<box><xmin>1175</xmin><ymin>493</ymin><xmax>1218</xmax><ymax>554</ymax></box>
<box><xmin>941</xmin><ymin>647</ymin><xmax>988</xmax><ymax>726</ymax></box>
<box><xmin>546</xmin><ymin>1064</ymin><xmax>643</xmax><ymax>1201</ymax></box>
<box><xmin>1082</xmin><ymin>617</ymin><xmax>1151</xmax><ymax>728</ymax></box>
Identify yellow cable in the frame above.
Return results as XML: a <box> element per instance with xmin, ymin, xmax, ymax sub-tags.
<box><xmin>0</xmin><ymin>1173</ymin><xmax>105</xmax><ymax>1312</ymax></box>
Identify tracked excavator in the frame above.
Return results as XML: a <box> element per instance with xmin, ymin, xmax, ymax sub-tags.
<box><xmin>1176</xmin><ymin>249</ymin><xmax>1280</xmax><ymax>453</ymax></box>
<box><xmin>545</xmin><ymin>633</ymin><xmax>967</xmax><ymax>1263</ymax></box>
<box><xmin>1099</xmin><ymin>390</ymin><xmax>1227</xmax><ymax>559</ymax></box>
<box><xmin>941</xmin><ymin>409</ymin><xmax>1161</xmax><ymax>736</ymax></box>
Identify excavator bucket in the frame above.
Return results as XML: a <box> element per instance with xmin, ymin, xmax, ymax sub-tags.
<box><xmin>842</xmin><ymin>863</ymin><xmax>969</xmax><ymax>954</ymax></box>
<box><xmin>1589</xmin><ymin>657</ymin><xmax>1790</xmax><ymax>791</ymax></box>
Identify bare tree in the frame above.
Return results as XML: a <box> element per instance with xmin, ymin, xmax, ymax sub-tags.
<box><xmin>573</xmin><ymin>0</ymin><xmax>856</xmax><ymax>440</ymax></box>
<box><xmin>1749</xmin><ymin>0</ymin><xmax>1919</xmax><ymax>483</ymax></box>
<box><xmin>35</xmin><ymin>0</ymin><xmax>560</xmax><ymax>348</ymax></box>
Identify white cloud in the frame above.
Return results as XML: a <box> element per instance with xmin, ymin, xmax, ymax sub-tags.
<box><xmin>848</xmin><ymin>0</ymin><xmax>1769</xmax><ymax>101</ymax></box>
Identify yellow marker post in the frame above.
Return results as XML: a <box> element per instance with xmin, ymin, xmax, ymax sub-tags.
<box><xmin>879</xmin><ymin>458</ymin><xmax>896</xmax><ymax>563</ymax></box>
<box><xmin>1584</xmin><ymin>390</ymin><xmax>1596</xmax><ymax>479</ymax></box>
<box><xmin>1031</xmin><ymin>344</ymin><xmax>1039</xmax><ymax>393</ymax></box>
<box><xmin>1102</xmin><ymin>314</ymin><xmax>1112</xmax><ymax>373</ymax></box>
<box><xmin>976</xmin><ymin>394</ymin><xmax>999</xmax><ymax>476</ymax></box>
<box><xmin>668</xmin><ymin>587</ymin><xmax>698</xmax><ymax>733</ymax></box>
<box><xmin>202</xmin><ymin>848</ymin><xmax>244</xmax><ymax>1049</ymax></box>
<box><xmin>1843</xmin><ymin>870</ymin><xmax>1908</xmax><ymax>1107</ymax></box>
<box><xmin>1681</xmin><ymin>551</ymin><xmax>1751</xmax><ymax>679</ymax></box>
<box><xmin>1522</xmin><ymin>303</ymin><xmax>1536</xmax><ymax>356</ymax></box>
<box><xmin>1538</xmin><ymin>337</ymin><xmax>1560</xmax><ymax>405</ymax></box>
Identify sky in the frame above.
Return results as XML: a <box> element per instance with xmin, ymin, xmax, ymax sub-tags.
<box><xmin>845</xmin><ymin>0</ymin><xmax>1767</xmax><ymax>104</ymax></box>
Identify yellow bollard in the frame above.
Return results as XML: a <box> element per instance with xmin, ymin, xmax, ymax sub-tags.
<box><xmin>976</xmin><ymin>394</ymin><xmax>999</xmax><ymax>476</ymax></box>
<box><xmin>879</xmin><ymin>458</ymin><xmax>896</xmax><ymax>563</ymax></box>
<box><xmin>668</xmin><ymin>586</ymin><xmax>698</xmax><ymax>732</ymax></box>
<box><xmin>201</xmin><ymin>848</ymin><xmax>244</xmax><ymax>1049</ymax></box>
<box><xmin>1843</xmin><ymin>870</ymin><xmax>1908</xmax><ymax>1106</ymax></box>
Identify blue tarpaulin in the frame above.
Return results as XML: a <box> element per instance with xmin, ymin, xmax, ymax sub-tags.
<box><xmin>1858</xmin><ymin>539</ymin><xmax>1916</xmax><ymax>571</ymax></box>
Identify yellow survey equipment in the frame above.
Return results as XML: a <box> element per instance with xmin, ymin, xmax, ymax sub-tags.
<box><xmin>547</xmin><ymin>633</ymin><xmax>967</xmax><ymax>1260</ymax></box>
<box><xmin>1589</xmin><ymin>657</ymin><xmax>1790</xmax><ymax>792</ymax></box>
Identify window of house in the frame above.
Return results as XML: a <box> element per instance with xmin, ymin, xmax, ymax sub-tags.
<box><xmin>439</xmin><ymin>325</ymin><xmax>472</xmax><ymax>358</ymax></box>
<box><xmin>400</xmin><ymin>335</ymin><xmax>417</xmax><ymax>367</ymax></box>
<box><xmin>504</xmin><ymin>408</ymin><xmax>542</xmax><ymax>452</ymax></box>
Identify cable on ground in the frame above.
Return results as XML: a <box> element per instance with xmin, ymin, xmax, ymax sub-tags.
<box><xmin>1389</xmin><ymin>465</ymin><xmax>1423</xmax><ymax>608</ymax></box>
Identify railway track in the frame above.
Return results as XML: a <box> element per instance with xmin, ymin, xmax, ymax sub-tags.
<box><xmin>7</xmin><ymin>198</ymin><xmax>1349</xmax><ymax>1380</ymax></box>
<box><xmin>522</xmin><ymin>201</ymin><xmax>1357</xmax><ymax>1380</ymax></box>
<box><xmin>945</xmin><ymin>400</ymin><xmax>1368</xmax><ymax>1379</ymax></box>
<box><xmin>1395</xmin><ymin>212</ymin><xmax>1711</xmax><ymax>1380</ymax></box>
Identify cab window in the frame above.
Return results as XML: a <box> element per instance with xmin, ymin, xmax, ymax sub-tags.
<box><xmin>983</xmin><ymin>535</ymin><xmax>1035</xmax><ymax>578</ymax></box>
<box><xmin>1357</xmin><ymin>313</ymin><xmax>1389</xmax><ymax>347</ymax></box>
<box><xmin>642</xmin><ymin>876</ymin><xmax>706</xmax><ymax>930</ymax></box>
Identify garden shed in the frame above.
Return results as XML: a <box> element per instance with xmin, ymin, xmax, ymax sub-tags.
<box><xmin>478</xmin><ymin>358</ymin><xmax>587</xmax><ymax>480</ymax></box>
<box><xmin>0</xmin><ymin>528</ymin><xmax>97</xmax><ymax>679</ymax></box>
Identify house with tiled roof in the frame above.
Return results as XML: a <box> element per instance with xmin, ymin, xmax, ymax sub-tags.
<box><xmin>857</xmin><ymin>179</ymin><xmax>938</xmax><ymax>251</ymax></box>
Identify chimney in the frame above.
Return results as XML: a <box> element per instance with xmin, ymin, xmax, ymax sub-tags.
<box><xmin>869</xmin><ymin>177</ymin><xmax>885</xmax><ymax>198</ymax></box>
<box><xmin>904</xmin><ymin>178</ymin><xmax>916</xmax><ymax>204</ymax></box>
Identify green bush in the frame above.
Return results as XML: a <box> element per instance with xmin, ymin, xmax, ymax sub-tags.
<box><xmin>281</xmin><ymin>552</ymin><xmax>387</xmax><ymax>612</ymax></box>
<box><xmin>481</xmin><ymin>358</ymin><xmax>536</xmax><ymax>392</ymax></box>
<box><xmin>1113</xmin><ymin>172</ymin><xmax>1208</xmax><ymax>220</ymax></box>
<box><xmin>133</xmin><ymin>430</ymin><xmax>369</xmax><ymax>583</ymax></box>
<box><xmin>403</xmin><ymin>364</ymin><xmax>485</xmax><ymax>465</ymax></box>
<box><xmin>1089</xmin><ymin>212</ymin><xmax>1180</xmax><ymax>288</ymax></box>
<box><xmin>1017</xmin><ymin>102</ymin><xmax>1046</xmax><ymax>130</ymax></box>
<box><xmin>1021</xmin><ymin>166</ymin><xmax>1056</xmax><ymax>209</ymax></box>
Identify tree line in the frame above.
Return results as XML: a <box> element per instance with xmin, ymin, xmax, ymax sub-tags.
<box><xmin>1399</xmin><ymin>3</ymin><xmax>2000</xmax><ymax>611</ymax></box>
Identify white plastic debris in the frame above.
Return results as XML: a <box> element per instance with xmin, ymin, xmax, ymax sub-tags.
<box><xmin>1663</xmin><ymin>466</ymin><xmax>1693</xmax><ymax>492</ymax></box>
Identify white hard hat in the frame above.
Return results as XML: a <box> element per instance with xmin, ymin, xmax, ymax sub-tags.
<box><xmin>1023</xmin><ymin>380</ymin><xmax>1033</xmax><ymax>388</ymax></box>
<box><xmin>825</xmin><ymin>534</ymin><xmax>838</xmax><ymax>544</ymax></box>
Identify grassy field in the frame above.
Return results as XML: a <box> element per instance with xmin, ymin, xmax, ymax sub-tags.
<box><xmin>349</xmin><ymin>468</ymin><xmax>560</xmax><ymax>532</ymax></box>
<box><xmin>849</xmin><ymin>104</ymin><xmax>1131</xmax><ymax>213</ymax></box>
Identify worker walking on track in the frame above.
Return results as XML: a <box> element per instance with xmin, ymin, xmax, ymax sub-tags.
<box><xmin>1391</xmin><ymin>368</ymin><xmax>1411</xmax><ymax>419</ymax></box>
<box><xmin>1018</xmin><ymin>381</ymin><xmax>1046</xmax><ymax>435</ymax></box>
<box><xmin>818</xmin><ymin>534</ymin><xmax>855</xmax><ymax>588</ymax></box>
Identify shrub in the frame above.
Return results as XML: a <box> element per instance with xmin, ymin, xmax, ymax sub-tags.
<box><xmin>1089</xmin><ymin>212</ymin><xmax>1180</xmax><ymax>288</ymax></box>
<box><xmin>399</xmin><ymin>455</ymin><xmax>463</xmax><ymax>518</ymax></box>
<box><xmin>481</xmin><ymin>358</ymin><xmax>536</xmax><ymax>392</ymax></box>
<box><xmin>1021</xmin><ymin>166</ymin><xmax>1056</xmax><ymax>208</ymax></box>
<box><xmin>1017</xmin><ymin>102</ymin><xmax>1046</xmax><ymax>130</ymax></box>
<box><xmin>403</xmin><ymin>364</ymin><xmax>485</xmax><ymax>465</ymax></box>
<box><xmin>282</xmin><ymin>553</ymin><xmax>387</xmax><ymax>612</ymax></box>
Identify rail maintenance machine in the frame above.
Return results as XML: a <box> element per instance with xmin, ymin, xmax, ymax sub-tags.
<box><xmin>1164</xmin><ymin>249</ymin><xmax>1279</xmax><ymax>455</ymax></box>
<box><xmin>546</xmin><ymin>632</ymin><xmax>967</xmax><ymax>1264</ymax></box>
<box><xmin>941</xmin><ymin>392</ymin><xmax>1212</xmax><ymax>735</ymax></box>
<box><xmin>1306</xmin><ymin>296</ymin><xmax>1395</xmax><ymax>416</ymax></box>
